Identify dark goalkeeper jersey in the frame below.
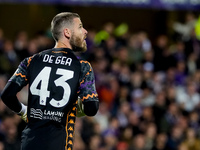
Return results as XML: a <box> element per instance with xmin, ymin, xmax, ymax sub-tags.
<box><xmin>9</xmin><ymin>48</ymin><xmax>98</xmax><ymax>150</ymax></box>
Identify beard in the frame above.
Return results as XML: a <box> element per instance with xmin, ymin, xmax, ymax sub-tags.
<box><xmin>70</xmin><ymin>32</ymin><xmax>87</xmax><ymax>52</ymax></box>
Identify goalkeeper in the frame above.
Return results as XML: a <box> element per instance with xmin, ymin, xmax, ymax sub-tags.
<box><xmin>1</xmin><ymin>12</ymin><xmax>99</xmax><ymax>150</ymax></box>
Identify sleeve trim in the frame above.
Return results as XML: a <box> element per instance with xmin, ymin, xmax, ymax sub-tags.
<box><xmin>81</xmin><ymin>93</ymin><xmax>98</xmax><ymax>101</ymax></box>
<box><xmin>15</xmin><ymin>73</ymin><xmax>27</xmax><ymax>81</ymax></box>
<box><xmin>27</xmin><ymin>56</ymin><xmax>33</xmax><ymax>67</ymax></box>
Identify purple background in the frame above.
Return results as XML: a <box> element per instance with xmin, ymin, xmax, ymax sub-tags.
<box><xmin>0</xmin><ymin>0</ymin><xmax>200</xmax><ymax>10</ymax></box>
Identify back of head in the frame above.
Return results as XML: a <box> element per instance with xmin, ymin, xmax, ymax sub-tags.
<box><xmin>51</xmin><ymin>12</ymin><xmax>80</xmax><ymax>41</ymax></box>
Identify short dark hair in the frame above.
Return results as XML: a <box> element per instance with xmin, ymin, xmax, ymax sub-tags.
<box><xmin>51</xmin><ymin>12</ymin><xmax>80</xmax><ymax>41</ymax></box>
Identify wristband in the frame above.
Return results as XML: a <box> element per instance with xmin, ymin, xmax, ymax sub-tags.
<box><xmin>18</xmin><ymin>103</ymin><xmax>27</xmax><ymax>115</ymax></box>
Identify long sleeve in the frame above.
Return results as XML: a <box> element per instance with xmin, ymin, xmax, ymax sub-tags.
<box><xmin>78</xmin><ymin>60</ymin><xmax>99</xmax><ymax>116</ymax></box>
<box><xmin>1</xmin><ymin>81</ymin><xmax>22</xmax><ymax>113</ymax></box>
<box><xmin>1</xmin><ymin>57</ymin><xmax>30</xmax><ymax>113</ymax></box>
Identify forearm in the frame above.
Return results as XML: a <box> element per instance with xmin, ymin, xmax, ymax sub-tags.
<box><xmin>1</xmin><ymin>81</ymin><xmax>22</xmax><ymax>113</ymax></box>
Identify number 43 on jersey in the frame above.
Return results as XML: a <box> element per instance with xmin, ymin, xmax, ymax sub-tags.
<box><xmin>30</xmin><ymin>67</ymin><xmax>74</xmax><ymax>108</ymax></box>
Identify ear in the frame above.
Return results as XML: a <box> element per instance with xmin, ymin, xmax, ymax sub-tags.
<box><xmin>64</xmin><ymin>28</ymin><xmax>71</xmax><ymax>39</ymax></box>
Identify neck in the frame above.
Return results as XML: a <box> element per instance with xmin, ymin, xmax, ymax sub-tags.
<box><xmin>54</xmin><ymin>41</ymin><xmax>72</xmax><ymax>49</ymax></box>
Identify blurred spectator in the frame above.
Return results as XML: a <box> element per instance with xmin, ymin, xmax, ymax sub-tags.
<box><xmin>120</xmin><ymin>126</ymin><xmax>133</xmax><ymax>145</ymax></box>
<box><xmin>193</xmin><ymin>70</ymin><xmax>200</xmax><ymax>92</ymax></box>
<box><xmin>152</xmin><ymin>91</ymin><xmax>167</xmax><ymax>132</ymax></box>
<box><xmin>172</xmin><ymin>41</ymin><xmax>186</xmax><ymax>64</ymax></box>
<box><xmin>27</xmin><ymin>39</ymin><xmax>39</xmax><ymax>56</ymax></box>
<box><xmin>165</xmin><ymin>67</ymin><xmax>176</xmax><ymax>86</ymax></box>
<box><xmin>166</xmin><ymin>86</ymin><xmax>176</xmax><ymax>105</ymax></box>
<box><xmin>176</xmin><ymin>81</ymin><xmax>200</xmax><ymax>113</ymax></box>
<box><xmin>137</xmin><ymin>31</ymin><xmax>152</xmax><ymax>53</ymax></box>
<box><xmin>1</xmin><ymin>115</ymin><xmax>21</xmax><ymax>150</ymax></box>
<box><xmin>94</xmin><ymin>102</ymin><xmax>110</xmax><ymax>132</ymax></box>
<box><xmin>118</xmin><ymin>64</ymin><xmax>131</xmax><ymax>86</ymax></box>
<box><xmin>0</xmin><ymin>40</ymin><xmax>19</xmax><ymax>75</ymax></box>
<box><xmin>35</xmin><ymin>31</ymin><xmax>54</xmax><ymax>51</ymax></box>
<box><xmin>174</xmin><ymin>60</ymin><xmax>187</xmax><ymax>86</ymax></box>
<box><xmin>141</xmin><ymin>86</ymin><xmax>155</xmax><ymax>107</ymax></box>
<box><xmin>73</xmin><ymin>118</ymin><xmax>86</xmax><ymax>150</ymax></box>
<box><xmin>116</xmin><ymin>46</ymin><xmax>129</xmax><ymax>64</ymax></box>
<box><xmin>178</xmin><ymin>144</ymin><xmax>188</xmax><ymax>150</ymax></box>
<box><xmin>111</xmin><ymin>85</ymin><xmax>130</xmax><ymax>115</ymax></box>
<box><xmin>81</xmin><ymin>117</ymin><xmax>97</xmax><ymax>146</ymax></box>
<box><xmin>88</xmin><ymin>134</ymin><xmax>102</xmax><ymax>150</ymax></box>
<box><xmin>187</xmin><ymin>53</ymin><xmax>198</xmax><ymax>75</ymax></box>
<box><xmin>116</xmin><ymin>141</ymin><xmax>129</xmax><ymax>150</ymax></box>
<box><xmin>14</xmin><ymin>31</ymin><xmax>29</xmax><ymax>61</ymax></box>
<box><xmin>100</xmin><ymin>35</ymin><xmax>118</xmax><ymax>63</ymax></box>
<box><xmin>185</xmin><ymin>28</ymin><xmax>200</xmax><ymax>59</ymax></box>
<box><xmin>127</xmin><ymin>34</ymin><xmax>144</xmax><ymax>66</ymax></box>
<box><xmin>103</xmin><ymin>133</ymin><xmax>118</xmax><ymax>150</ymax></box>
<box><xmin>139</xmin><ymin>107</ymin><xmax>154</xmax><ymax>131</ymax></box>
<box><xmin>117</xmin><ymin>86</ymin><xmax>130</xmax><ymax>103</ymax></box>
<box><xmin>153</xmin><ymin>35</ymin><xmax>169</xmax><ymax>72</ymax></box>
<box><xmin>151</xmin><ymin>133</ymin><xmax>168</xmax><ymax>150</ymax></box>
<box><xmin>161</xmin><ymin>103</ymin><xmax>181</xmax><ymax>133</ymax></box>
<box><xmin>172</xmin><ymin>12</ymin><xmax>197</xmax><ymax>41</ymax></box>
<box><xmin>102</xmin><ymin>117</ymin><xmax>120</xmax><ymax>139</ymax></box>
<box><xmin>143</xmin><ymin>50</ymin><xmax>154</xmax><ymax>66</ymax></box>
<box><xmin>94</xmin><ymin>22</ymin><xmax>115</xmax><ymax>45</ymax></box>
<box><xmin>151</xmin><ymin>72</ymin><xmax>165</xmax><ymax>94</ymax></box>
<box><xmin>98</xmin><ymin>75</ymin><xmax>119</xmax><ymax>109</ymax></box>
<box><xmin>166</xmin><ymin>125</ymin><xmax>184</xmax><ymax>150</ymax></box>
<box><xmin>128</xmin><ymin>111</ymin><xmax>141</xmax><ymax>136</ymax></box>
<box><xmin>130</xmin><ymin>89</ymin><xmax>143</xmax><ymax>116</ymax></box>
<box><xmin>180</xmin><ymin>128</ymin><xmax>200</xmax><ymax>150</ymax></box>
<box><xmin>176</xmin><ymin>115</ymin><xmax>188</xmax><ymax>132</ymax></box>
<box><xmin>144</xmin><ymin>123</ymin><xmax>157</xmax><ymax>150</ymax></box>
<box><xmin>129</xmin><ymin>134</ymin><xmax>146</xmax><ymax>150</ymax></box>
<box><xmin>130</xmin><ymin>71</ymin><xmax>144</xmax><ymax>89</ymax></box>
<box><xmin>116</xmin><ymin>101</ymin><xmax>131</xmax><ymax>128</ymax></box>
<box><xmin>188</xmin><ymin>111</ymin><xmax>200</xmax><ymax>134</ymax></box>
<box><xmin>142</xmin><ymin>62</ymin><xmax>154</xmax><ymax>83</ymax></box>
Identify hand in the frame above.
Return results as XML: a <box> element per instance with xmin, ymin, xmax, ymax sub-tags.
<box><xmin>20</xmin><ymin>108</ymin><xmax>27</xmax><ymax>122</ymax></box>
<box><xmin>76</xmin><ymin>97</ymin><xmax>85</xmax><ymax>117</ymax></box>
<box><xmin>18</xmin><ymin>103</ymin><xmax>28</xmax><ymax>122</ymax></box>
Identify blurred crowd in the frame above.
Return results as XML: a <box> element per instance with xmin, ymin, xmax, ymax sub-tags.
<box><xmin>0</xmin><ymin>12</ymin><xmax>200</xmax><ymax>150</ymax></box>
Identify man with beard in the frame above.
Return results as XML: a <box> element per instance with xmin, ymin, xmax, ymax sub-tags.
<box><xmin>1</xmin><ymin>12</ymin><xmax>99</xmax><ymax>150</ymax></box>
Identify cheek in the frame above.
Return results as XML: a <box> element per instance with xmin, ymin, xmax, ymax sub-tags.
<box><xmin>76</xmin><ymin>31</ymin><xmax>82</xmax><ymax>38</ymax></box>
<box><xmin>81</xmin><ymin>29</ymin><xmax>85</xmax><ymax>36</ymax></box>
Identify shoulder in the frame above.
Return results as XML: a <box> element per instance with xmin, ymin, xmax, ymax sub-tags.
<box><xmin>19</xmin><ymin>55</ymin><xmax>34</xmax><ymax>69</ymax></box>
<box><xmin>21</xmin><ymin>54</ymin><xmax>38</xmax><ymax>69</ymax></box>
<box><xmin>78</xmin><ymin>57</ymin><xmax>92</xmax><ymax>73</ymax></box>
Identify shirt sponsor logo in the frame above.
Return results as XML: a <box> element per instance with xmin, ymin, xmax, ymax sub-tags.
<box><xmin>30</xmin><ymin>108</ymin><xmax>64</xmax><ymax>122</ymax></box>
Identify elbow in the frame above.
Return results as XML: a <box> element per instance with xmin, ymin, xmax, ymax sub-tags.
<box><xmin>1</xmin><ymin>89</ymin><xmax>15</xmax><ymax>108</ymax></box>
<box><xmin>84</xmin><ymin>108</ymin><xmax>98</xmax><ymax>116</ymax></box>
<box><xmin>1</xmin><ymin>81</ymin><xmax>16</xmax><ymax>102</ymax></box>
<box><xmin>84</xmin><ymin>101</ymin><xmax>99</xmax><ymax>116</ymax></box>
<box><xmin>1</xmin><ymin>89</ymin><xmax>9</xmax><ymax>102</ymax></box>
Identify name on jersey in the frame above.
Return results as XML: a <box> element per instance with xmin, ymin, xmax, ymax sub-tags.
<box><xmin>43</xmin><ymin>54</ymin><xmax>72</xmax><ymax>66</ymax></box>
